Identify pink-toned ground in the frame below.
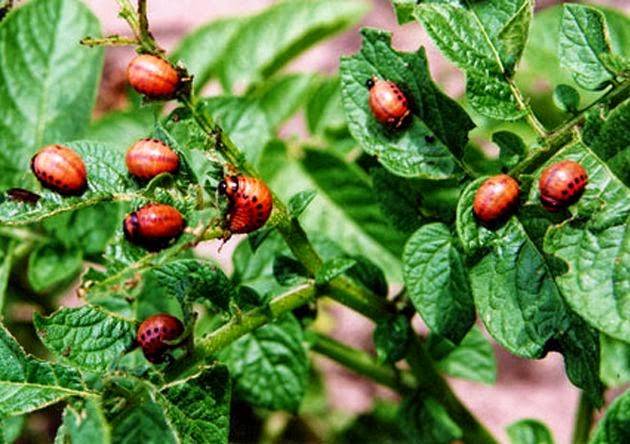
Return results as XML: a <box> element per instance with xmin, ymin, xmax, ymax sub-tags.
<box><xmin>82</xmin><ymin>1</ymin><xmax>629</xmax><ymax>443</ymax></box>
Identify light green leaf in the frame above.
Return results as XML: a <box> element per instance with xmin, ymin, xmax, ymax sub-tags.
<box><xmin>263</xmin><ymin>144</ymin><xmax>406</xmax><ymax>282</ymax></box>
<box><xmin>252</xmin><ymin>74</ymin><xmax>317</xmax><ymax>130</ymax></box>
<box><xmin>199</xmin><ymin>97</ymin><xmax>272</xmax><ymax>166</ymax></box>
<box><xmin>1</xmin><ymin>415</ymin><xmax>24</xmax><ymax>444</ymax></box>
<box><xmin>0</xmin><ymin>322</ymin><xmax>90</xmax><ymax>418</ymax></box>
<box><xmin>220</xmin><ymin>314</ymin><xmax>308</xmax><ymax>412</ymax></box>
<box><xmin>390</xmin><ymin>0</ymin><xmax>417</xmax><ymax>25</ymax></box>
<box><xmin>340</xmin><ymin>28</ymin><xmax>472</xmax><ymax>179</ymax></box>
<box><xmin>288</xmin><ymin>189</ymin><xmax>317</xmax><ymax>219</ymax></box>
<box><xmin>552</xmin><ymin>84</ymin><xmax>581</xmax><ymax>114</ymax></box>
<box><xmin>172</xmin><ymin>17</ymin><xmax>243</xmax><ymax>92</ymax></box>
<box><xmin>590</xmin><ymin>390</ymin><xmax>630</xmax><ymax>444</ymax></box>
<box><xmin>159</xmin><ymin>365</ymin><xmax>230</xmax><ymax>444</ymax></box>
<box><xmin>305</xmin><ymin>76</ymin><xmax>349</xmax><ymax>139</ymax></box>
<box><xmin>0</xmin><ymin>241</ymin><xmax>15</xmax><ymax>313</ymax></box>
<box><xmin>27</xmin><ymin>245</ymin><xmax>82</xmax><ymax>294</ymax></box>
<box><xmin>403</xmin><ymin>223</ymin><xmax>474</xmax><ymax>344</ymax></box>
<box><xmin>399</xmin><ymin>394</ymin><xmax>462</xmax><ymax>444</ymax></box>
<box><xmin>34</xmin><ymin>306</ymin><xmax>136</xmax><ymax>372</ymax></box>
<box><xmin>559</xmin><ymin>4</ymin><xmax>614</xmax><ymax>91</ymax></box>
<box><xmin>429</xmin><ymin>326</ymin><xmax>497</xmax><ymax>385</ymax></box>
<box><xmin>493</xmin><ymin>130</ymin><xmax>526</xmax><ymax>169</ymax></box>
<box><xmin>218</xmin><ymin>0</ymin><xmax>367</xmax><ymax>91</ymax></box>
<box><xmin>0</xmin><ymin>0</ymin><xmax>103</xmax><ymax>189</ymax></box>
<box><xmin>59</xmin><ymin>399</ymin><xmax>111</xmax><ymax>444</ymax></box>
<box><xmin>507</xmin><ymin>419</ymin><xmax>554</xmax><ymax>444</ymax></box>
<box><xmin>84</xmin><ymin>107</ymin><xmax>156</xmax><ymax>152</ymax></box>
<box><xmin>535</xmin><ymin>143</ymin><xmax>630</xmax><ymax>342</ymax></box>
<box><xmin>600</xmin><ymin>334</ymin><xmax>630</xmax><ymax>387</ymax></box>
<box><xmin>414</xmin><ymin>2</ymin><xmax>529</xmax><ymax>120</ymax></box>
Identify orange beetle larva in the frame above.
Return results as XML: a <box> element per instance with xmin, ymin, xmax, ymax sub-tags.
<box><xmin>539</xmin><ymin>160</ymin><xmax>588</xmax><ymax>211</ymax></box>
<box><xmin>31</xmin><ymin>145</ymin><xmax>88</xmax><ymax>196</ymax></box>
<box><xmin>136</xmin><ymin>313</ymin><xmax>184</xmax><ymax>364</ymax></box>
<box><xmin>127</xmin><ymin>54</ymin><xmax>180</xmax><ymax>99</ymax></box>
<box><xmin>126</xmin><ymin>138</ymin><xmax>180</xmax><ymax>181</ymax></box>
<box><xmin>366</xmin><ymin>76</ymin><xmax>411</xmax><ymax>128</ymax></box>
<box><xmin>473</xmin><ymin>174</ymin><xmax>521</xmax><ymax>228</ymax></box>
<box><xmin>219</xmin><ymin>176</ymin><xmax>273</xmax><ymax>234</ymax></box>
<box><xmin>123</xmin><ymin>203</ymin><xmax>185</xmax><ymax>250</ymax></box>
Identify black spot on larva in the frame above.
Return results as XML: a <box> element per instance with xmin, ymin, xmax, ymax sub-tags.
<box><xmin>574</xmin><ymin>177</ymin><xmax>581</xmax><ymax>184</ymax></box>
<box><xmin>256</xmin><ymin>203</ymin><xmax>263</xmax><ymax>209</ymax></box>
<box><xmin>252</xmin><ymin>196</ymin><xmax>257</xmax><ymax>202</ymax></box>
<box><xmin>562</xmin><ymin>190</ymin><xmax>568</xmax><ymax>196</ymax></box>
<box><xmin>243</xmin><ymin>194</ymin><xmax>248</xmax><ymax>199</ymax></box>
<box><xmin>569</xmin><ymin>182</ymin><xmax>574</xmax><ymax>189</ymax></box>
<box><xmin>581</xmin><ymin>175</ymin><xmax>586</xmax><ymax>180</ymax></box>
<box><xmin>153</xmin><ymin>327</ymin><xmax>159</xmax><ymax>333</ymax></box>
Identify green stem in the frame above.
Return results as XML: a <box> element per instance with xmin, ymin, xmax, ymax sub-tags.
<box><xmin>510</xmin><ymin>77</ymin><xmax>630</xmax><ymax>176</ymax></box>
<box><xmin>572</xmin><ymin>392</ymin><xmax>594</xmax><ymax>444</ymax></box>
<box><xmin>80</xmin><ymin>35</ymin><xmax>137</xmax><ymax>47</ymax></box>
<box><xmin>406</xmin><ymin>337</ymin><xmax>498</xmax><ymax>444</ymax></box>
<box><xmin>310</xmin><ymin>331</ymin><xmax>415</xmax><ymax>392</ymax></box>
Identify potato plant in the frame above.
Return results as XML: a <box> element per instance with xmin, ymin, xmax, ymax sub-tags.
<box><xmin>0</xmin><ymin>0</ymin><xmax>628</xmax><ymax>442</ymax></box>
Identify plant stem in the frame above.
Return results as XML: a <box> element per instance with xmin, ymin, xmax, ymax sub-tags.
<box><xmin>405</xmin><ymin>337</ymin><xmax>498</xmax><ymax>444</ymax></box>
<box><xmin>310</xmin><ymin>331</ymin><xmax>415</xmax><ymax>392</ymax></box>
<box><xmin>80</xmin><ymin>35</ymin><xmax>137</xmax><ymax>47</ymax></box>
<box><xmin>572</xmin><ymin>392</ymin><xmax>594</xmax><ymax>444</ymax></box>
<box><xmin>510</xmin><ymin>77</ymin><xmax>630</xmax><ymax>176</ymax></box>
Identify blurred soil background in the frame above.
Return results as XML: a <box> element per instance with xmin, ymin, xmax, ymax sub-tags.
<box><xmin>63</xmin><ymin>0</ymin><xmax>630</xmax><ymax>443</ymax></box>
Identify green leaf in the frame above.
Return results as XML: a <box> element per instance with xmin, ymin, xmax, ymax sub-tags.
<box><xmin>263</xmin><ymin>145</ymin><xmax>406</xmax><ymax>282</ymax></box>
<box><xmin>218</xmin><ymin>0</ymin><xmax>367</xmax><ymax>91</ymax></box>
<box><xmin>507</xmin><ymin>419</ymin><xmax>554</xmax><ymax>444</ymax></box>
<box><xmin>315</xmin><ymin>257</ymin><xmax>356</xmax><ymax>286</ymax></box>
<box><xmin>0</xmin><ymin>0</ymin><xmax>103</xmax><ymax>189</ymax></box>
<box><xmin>398</xmin><ymin>394</ymin><xmax>462</xmax><ymax>444</ymax></box>
<box><xmin>559</xmin><ymin>4</ymin><xmax>614</xmax><ymax>91</ymax></box>
<box><xmin>172</xmin><ymin>17</ymin><xmax>243</xmax><ymax>92</ymax></box>
<box><xmin>27</xmin><ymin>245</ymin><xmax>82</xmax><ymax>294</ymax></box>
<box><xmin>151</xmin><ymin>259</ymin><xmax>235</xmax><ymax>315</ymax></box>
<box><xmin>600</xmin><ymin>334</ymin><xmax>630</xmax><ymax>387</ymax></box>
<box><xmin>273</xmin><ymin>255</ymin><xmax>309</xmax><ymax>288</ymax></box>
<box><xmin>428</xmin><ymin>326</ymin><xmax>497</xmax><ymax>385</ymax></box>
<box><xmin>340</xmin><ymin>28</ymin><xmax>473</xmax><ymax>179</ymax></box>
<box><xmin>1</xmin><ymin>415</ymin><xmax>24</xmax><ymax>444</ymax></box>
<box><xmin>589</xmin><ymin>98</ymin><xmax>630</xmax><ymax>186</ymax></box>
<box><xmin>103</xmin><ymin>378</ymin><xmax>176</xmax><ymax>444</ymax></box>
<box><xmin>337</xmin><ymin>401</ymin><xmax>407</xmax><ymax>444</ymax></box>
<box><xmin>34</xmin><ymin>305</ymin><xmax>136</xmax><ymax>372</ymax></box>
<box><xmin>305</xmin><ymin>76</ymin><xmax>349</xmax><ymax>139</ymax></box>
<box><xmin>60</xmin><ymin>399</ymin><xmax>111</xmax><ymax>444</ymax></box>
<box><xmin>590</xmin><ymin>390</ymin><xmax>630</xmax><ymax>444</ymax></box>
<box><xmin>535</xmin><ymin>143</ymin><xmax>630</xmax><ymax>342</ymax></box>
<box><xmin>288</xmin><ymin>189</ymin><xmax>317</xmax><ymax>219</ymax></box>
<box><xmin>493</xmin><ymin>131</ymin><xmax>526</xmax><ymax>169</ymax></box>
<box><xmin>159</xmin><ymin>365</ymin><xmax>231</xmax><ymax>444</ymax></box>
<box><xmin>374</xmin><ymin>315</ymin><xmax>411</xmax><ymax>364</ymax></box>
<box><xmin>371</xmin><ymin>168</ymin><xmax>424</xmax><ymax>234</ymax></box>
<box><xmin>252</xmin><ymin>74</ymin><xmax>317</xmax><ymax>130</ymax></box>
<box><xmin>0</xmin><ymin>140</ymin><xmax>138</xmax><ymax>227</ymax></box>
<box><xmin>199</xmin><ymin>97</ymin><xmax>272</xmax><ymax>166</ymax></box>
<box><xmin>414</xmin><ymin>2</ymin><xmax>531</xmax><ymax>120</ymax></box>
<box><xmin>0</xmin><ymin>241</ymin><xmax>15</xmax><ymax>313</ymax></box>
<box><xmin>458</xmin><ymin>179</ymin><xmax>568</xmax><ymax>358</ymax></box>
<box><xmin>403</xmin><ymin>223</ymin><xmax>474</xmax><ymax>344</ymax></box>
<box><xmin>84</xmin><ymin>107</ymin><xmax>156</xmax><ymax>152</ymax></box>
<box><xmin>42</xmin><ymin>202</ymin><xmax>123</xmax><ymax>256</ymax></box>
<box><xmin>0</xmin><ymin>322</ymin><xmax>90</xmax><ymax>418</ymax></box>
<box><xmin>557</xmin><ymin>311</ymin><xmax>604</xmax><ymax>407</ymax></box>
<box><xmin>219</xmin><ymin>314</ymin><xmax>308</xmax><ymax>412</ymax></box>
<box><xmin>390</xmin><ymin>0</ymin><xmax>417</xmax><ymax>25</ymax></box>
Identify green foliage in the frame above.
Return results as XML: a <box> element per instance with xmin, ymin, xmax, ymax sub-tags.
<box><xmin>414</xmin><ymin>1</ymin><xmax>532</xmax><ymax>120</ymax></box>
<box><xmin>58</xmin><ymin>399</ymin><xmax>110</xmax><ymax>444</ymax></box>
<box><xmin>403</xmin><ymin>223</ymin><xmax>474</xmax><ymax>344</ymax></box>
<box><xmin>493</xmin><ymin>131</ymin><xmax>526</xmax><ymax>169</ymax></box>
<box><xmin>553</xmin><ymin>84</ymin><xmax>580</xmax><ymax>114</ymax></box>
<box><xmin>34</xmin><ymin>306</ymin><xmax>136</xmax><ymax>372</ymax></box>
<box><xmin>219</xmin><ymin>314</ymin><xmax>308</xmax><ymax>412</ymax></box>
<box><xmin>559</xmin><ymin>4</ymin><xmax>614</xmax><ymax>91</ymax></box>
<box><xmin>590</xmin><ymin>390</ymin><xmax>630</xmax><ymax>444</ymax></box>
<box><xmin>340</xmin><ymin>28</ymin><xmax>473</xmax><ymax>179</ymax></box>
<box><xmin>600</xmin><ymin>334</ymin><xmax>630</xmax><ymax>387</ymax></box>
<box><xmin>507</xmin><ymin>419</ymin><xmax>554</xmax><ymax>444</ymax></box>
<box><xmin>398</xmin><ymin>393</ymin><xmax>462</xmax><ymax>444</ymax></box>
<box><xmin>374</xmin><ymin>315</ymin><xmax>411</xmax><ymax>364</ymax></box>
